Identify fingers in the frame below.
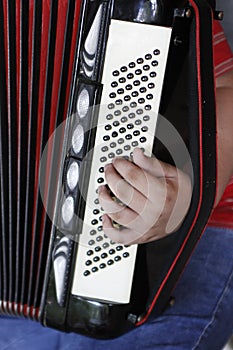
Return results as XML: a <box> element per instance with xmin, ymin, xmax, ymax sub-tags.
<box><xmin>97</xmin><ymin>150</ymin><xmax>185</xmax><ymax>245</ymax></box>
<box><xmin>101</xmin><ymin>214</ymin><xmax>148</xmax><ymax>245</ymax></box>
<box><xmin>103</xmin><ymin>163</ymin><xmax>148</xmax><ymax>212</ymax></box>
<box><xmin>98</xmin><ymin>182</ymin><xmax>146</xmax><ymax>215</ymax></box>
<box><xmin>101</xmin><ymin>214</ymin><xmax>165</xmax><ymax>245</ymax></box>
<box><xmin>98</xmin><ymin>185</ymin><xmax>156</xmax><ymax>233</ymax></box>
<box><xmin>133</xmin><ymin>148</ymin><xmax>177</xmax><ymax>179</ymax></box>
<box><xmin>109</xmin><ymin>156</ymin><xmax>166</xmax><ymax>202</ymax></box>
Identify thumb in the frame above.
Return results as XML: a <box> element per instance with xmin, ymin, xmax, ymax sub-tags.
<box><xmin>132</xmin><ymin>148</ymin><xmax>177</xmax><ymax>178</ymax></box>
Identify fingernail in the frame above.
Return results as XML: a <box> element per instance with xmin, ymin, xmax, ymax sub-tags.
<box><xmin>104</xmin><ymin>163</ymin><xmax>112</xmax><ymax>170</ymax></box>
<box><xmin>98</xmin><ymin>185</ymin><xmax>104</xmax><ymax>194</ymax></box>
<box><xmin>102</xmin><ymin>214</ymin><xmax>106</xmax><ymax>223</ymax></box>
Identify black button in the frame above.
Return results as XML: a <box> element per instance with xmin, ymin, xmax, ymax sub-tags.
<box><xmin>101</xmin><ymin>253</ymin><xmax>108</xmax><ymax>259</ymax></box>
<box><xmin>93</xmin><ymin>256</ymin><xmax>100</xmax><ymax>262</ymax></box>
<box><xmin>92</xmin><ymin>267</ymin><xmax>98</xmax><ymax>273</ymax></box>
<box><xmin>150</xmin><ymin>71</ymin><xmax>157</xmax><ymax>78</ymax></box>
<box><xmin>119</xmin><ymin>77</ymin><xmax>126</xmax><ymax>83</ymax></box>
<box><xmin>111</xmin><ymin>81</ymin><xmax>118</xmax><ymax>88</ymax></box>
<box><xmin>124</xmin><ymin>95</ymin><xmax>131</xmax><ymax>101</ymax></box>
<box><xmin>129</xmin><ymin>62</ymin><xmax>136</xmax><ymax>68</ymax></box>
<box><xmin>133</xmin><ymin>80</ymin><xmax>140</xmax><ymax>86</ymax></box>
<box><xmin>122</xmin><ymin>106</ymin><xmax>129</xmax><ymax>112</ymax></box>
<box><xmin>121</xmin><ymin>117</ymin><xmax>128</xmax><ymax>123</ymax></box>
<box><xmin>106</xmin><ymin>114</ymin><xmax>113</xmax><ymax>120</ymax></box>
<box><xmin>128</xmin><ymin>113</ymin><xmax>135</xmax><ymax>119</ymax></box>
<box><xmin>153</xmin><ymin>49</ymin><xmax>160</xmax><ymax>55</ymax></box>
<box><xmin>141</xmin><ymin>76</ymin><xmax>148</xmax><ymax>82</ymax></box>
<box><xmin>127</xmin><ymin>73</ymin><xmax>134</xmax><ymax>79</ymax></box>
<box><xmin>120</xmin><ymin>66</ymin><xmax>127</xmax><ymax>72</ymax></box>
<box><xmin>126</xmin><ymin>84</ymin><xmax>133</xmax><ymax>90</ymax></box>
<box><xmin>116</xmin><ymin>149</ymin><xmax>123</xmax><ymax>155</ymax></box>
<box><xmin>130</xmin><ymin>102</ymin><xmax>137</xmax><ymax>108</ymax></box>
<box><xmin>97</xmin><ymin>177</ymin><xmax>104</xmax><ymax>183</ymax></box>
<box><xmin>116</xmin><ymin>99</ymin><xmax>123</xmax><ymax>105</ymax></box>
<box><xmin>108</xmin><ymin>152</ymin><xmax>115</xmax><ymax>159</ymax></box>
<box><xmin>84</xmin><ymin>270</ymin><xmax>90</xmax><ymax>276</ymax></box>
<box><xmin>148</xmin><ymin>83</ymin><xmax>155</xmax><ymax>89</ymax></box>
<box><xmin>95</xmin><ymin>246</ymin><xmax>101</xmax><ymax>252</ymax></box>
<box><xmin>117</xmin><ymin>88</ymin><xmax>124</xmax><ymax>94</ymax></box>
<box><xmin>126</xmin><ymin>134</ymin><xmax>132</xmax><ymax>140</ymax></box>
<box><xmin>146</xmin><ymin>94</ymin><xmax>153</xmax><ymax>100</ymax></box>
<box><xmin>127</xmin><ymin>123</ymin><xmax>134</xmax><ymax>129</ymax></box>
<box><xmin>103</xmin><ymin>243</ymin><xmax>110</xmax><ymax>249</ymax></box>
<box><xmin>132</xmin><ymin>141</ymin><xmax>139</xmax><ymax>147</ymax></box>
<box><xmin>107</xmin><ymin>259</ymin><xmax>114</xmax><ymax>265</ymax></box>
<box><xmin>143</xmin><ymin>115</ymin><xmax>150</xmax><ymax>121</ymax></box>
<box><xmin>138</xmin><ymin>98</ymin><xmax>145</xmax><ymax>104</ymax></box>
<box><xmin>123</xmin><ymin>252</ymin><xmax>130</xmax><ymax>258</ymax></box>
<box><xmin>99</xmin><ymin>167</ymin><xmax>104</xmax><ymax>173</ymax></box>
<box><xmin>99</xmin><ymin>263</ymin><xmax>106</xmax><ymax>269</ymax></box>
<box><xmin>97</xmin><ymin>226</ymin><xmax>103</xmax><ymax>232</ymax></box>
<box><xmin>136</xmin><ymin>109</ymin><xmax>143</xmax><ymax>115</ymax></box>
<box><xmin>119</xmin><ymin>127</ymin><xmax>126</xmax><ymax>133</ymax></box>
<box><xmin>103</xmin><ymin>135</ymin><xmax>110</xmax><ymax>141</ymax></box>
<box><xmin>114</xmin><ymin>256</ymin><xmax>121</xmax><ymax>262</ymax></box>
<box><xmin>87</xmin><ymin>250</ymin><xmax>94</xmax><ymax>256</ymax></box>
<box><xmin>140</xmin><ymin>137</ymin><xmax>147</xmax><ymax>143</ymax></box>
<box><xmin>135</xmin><ymin>119</ymin><xmax>142</xmax><ymax>125</ymax></box>
<box><xmin>90</xmin><ymin>229</ymin><xmax>97</xmax><ymax>235</ymax></box>
<box><xmin>114</xmin><ymin>110</ymin><xmax>121</xmax><ymax>116</ymax></box>
<box><xmin>101</xmin><ymin>146</ymin><xmax>108</xmax><ymax>152</ymax></box>
<box><xmin>110</xmin><ymin>142</ymin><xmax>117</xmax><ymax>148</ymax></box>
<box><xmin>91</xmin><ymin>219</ymin><xmax>98</xmax><ymax>225</ymax></box>
<box><xmin>108</xmin><ymin>103</ymin><xmax>115</xmax><ymax>109</ymax></box>
<box><xmin>137</xmin><ymin>58</ymin><xmax>144</xmax><ymax>64</ymax></box>
<box><xmin>86</xmin><ymin>260</ymin><xmax>92</xmax><ymax>266</ymax></box>
<box><xmin>143</xmin><ymin>65</ymin><xmax>150</xmax><ymax>71</ymax></box>
<box><xmin>105</xmin><ymin>124</ymin><xmax>112</xmax><ymax>131</ymax></box>
<box><xmin>109</xmin><ymin>249</ymin><xmax>116</xmax><ymax>255</ymax></box>
<box><xmin>113</xmin><ymin>70</ymin><xmax>120</xmax><ymax>76</ymax></box>
<box><xmin>93</xmin><ymin>209</ymin><xmax>100</xmax><ymax>215</ymax></box>
<box><xmin>118</xmin><ymin>138</ymin><xmax>124</xmax><ymax>144</ymax></box>
<box><xmin>135</xmin><ymin>69</ymin><xmax>142</xmax><ymax>75</ymax></box>
<box><xmin>133</xmin><ymin>130</ymin><xmax>140</xmax><ymax>136</ymax></box>
<box><xmin>139</xmin><ymin>87</ymin><xmax>147</xmax><ymax>93</ymax></box>
<box><xmin>112</xmin><ymin>131</ymin><xmax>118</xmax><ymax>138</ymax></box>
<box><xmin>141</xmin><ymin>126</ymin><xmax>148</xmax><ymax>132</ymax></box>
<box><xmin>96</xmin><ymin>236</ymin><xmax>103</xmax><ymax>242</ymax></box>
<box><xmin>145</xmin><ymin>105</ymin><xmax>152</xmax><ymax>111</ymax></box>
<box><xmin>132</xmin><ymin>91</ymin><xmax>139</xmax><ymax>97</ymax></box>
<box><xmin>110</xmin><ymin>92</ymin><xmax>116</xmax><ymax>98</ymax></box>
<box><xmin>145</xmin><ymin>53</ymin><xmax>152</xmax><ymax>60</ymax></box>
<box><xmin>100</xmin><ymin>156</ymin><xmax>107</xmax><ymax>162</ymax></box>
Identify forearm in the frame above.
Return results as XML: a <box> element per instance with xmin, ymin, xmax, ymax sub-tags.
<box><xmin>215</xmin><ymin>69</ymin><xmax>233</xmax><ymax>206</ymax></box>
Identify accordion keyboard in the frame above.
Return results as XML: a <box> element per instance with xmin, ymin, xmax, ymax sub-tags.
<box><xmin>71</xmin><ymin>20</ymin><xmax>172</xmax><ymax>304</ymax></box>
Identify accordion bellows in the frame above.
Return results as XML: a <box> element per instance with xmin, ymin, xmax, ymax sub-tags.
<box><xmin>0</xmin><ymin>0</ymin><xmax>81</xmax><ymax>318</ymax></box>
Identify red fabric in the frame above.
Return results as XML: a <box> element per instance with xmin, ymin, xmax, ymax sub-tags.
<box><xmin>208</xmin><ymin>21</ymin><xmax>233</xmax><ymax>228</ymax></box>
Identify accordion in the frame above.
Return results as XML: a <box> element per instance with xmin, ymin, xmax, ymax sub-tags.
<box><xmin>0</xmin><ymin>0</ymin><xmax>219</xmax><ymax>339</ymax></box>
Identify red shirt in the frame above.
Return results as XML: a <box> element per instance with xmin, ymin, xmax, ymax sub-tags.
<box><xmin>208</xmin><ymin>21</ymin><xmax>233</xmax><ymax>228</ymax></box>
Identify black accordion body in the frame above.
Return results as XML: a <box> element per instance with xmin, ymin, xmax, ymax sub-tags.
<box><xmin>0</xmin><ymin>0</ymin><xmax>218</xmax><ymax>339</ymax></box>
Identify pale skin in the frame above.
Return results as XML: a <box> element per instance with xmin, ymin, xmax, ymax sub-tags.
<box><xmin>98</xmin><ymin>69</ymin><xmax>233</xmax><ymax>245</ymax></box>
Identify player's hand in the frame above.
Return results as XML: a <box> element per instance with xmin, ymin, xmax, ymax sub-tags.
<box><xmin>98</xmin><ymin>148</ymin><xmax>192</xmax><ymax>245</ymax></box>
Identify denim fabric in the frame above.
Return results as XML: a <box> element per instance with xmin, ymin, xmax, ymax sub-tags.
<box><xmin>0</xmin><ymin>226</ymin><xmax>233</xmax><ymax>350</ymax></box>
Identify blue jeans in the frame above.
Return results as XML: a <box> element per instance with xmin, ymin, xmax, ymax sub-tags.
<box><xmin>0</xmin><ymin>226</ymin><xmax>233</xmax><ymax>350</ymax></box>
